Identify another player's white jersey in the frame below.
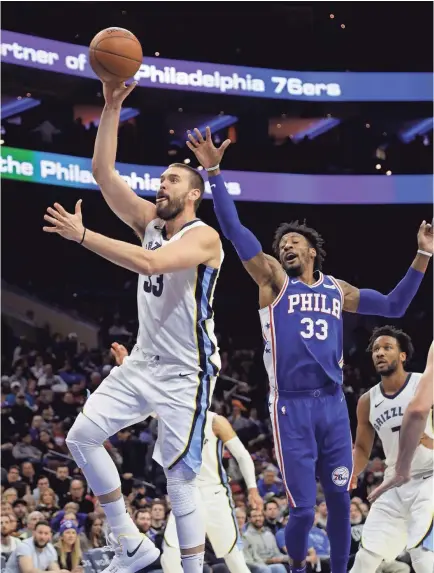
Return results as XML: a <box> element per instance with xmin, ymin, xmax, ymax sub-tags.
<box><xmin>369</xmin><ymin>372</ymin><xmax>434</xmax><ymax>479</ymax></box>
<box><xmin>137</xmin><ymin>218</ymin><xmax>223</xmax><ymax>372</ymax></box>
<box><xmin>196</xmin><ymin>411</ymin><xmax>228</xmax><ymax>488</ymax></box>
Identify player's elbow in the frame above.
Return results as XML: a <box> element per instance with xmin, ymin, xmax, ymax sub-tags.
<box><xmin>386</xmin><ymin>302</ymin><xmax>405</xmax><ymax>318</ymax></box>
<box><xmin>407</xmin><ymin>402</ymin><xmax>430</xmax><ymax>419</ymax></box>
<box><xmin>138</xmin><ymin>253</ymin><xmax>155</xmax><ymax>276</ymax></box>
<box><xmin>92</xmin><ymin>161</ymin><xmax>113</xmax><ymax>183</ymax></box>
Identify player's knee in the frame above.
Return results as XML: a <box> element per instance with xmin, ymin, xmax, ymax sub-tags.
<box><xmin>65</xmin><ymin>413</ymin><xmax>108</xmax><ymax>467</ymax></box>
<box><xmin>350</xmin><ymin>547</ymin><xmax>383</xmax><ymax>573</ymax></box>
<box><xmin>165</xmin><ymin>460</ymin><xmax>197</xmax><ymax>517</ymax></box>
<box><xmin>287</xmin><ymin>505</ymin><xmax>315</xmax><ymax>530</ymax></box>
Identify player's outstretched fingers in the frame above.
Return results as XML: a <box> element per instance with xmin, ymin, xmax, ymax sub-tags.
<box><xmin>187</xmin><ymin>131</ymin><xmax>199</xmax><ymax>147</ymax></box>
<box><xmin>193</xmin><ymin>127</ymin><xmax>204</xmax><ymax>142</ymax></box>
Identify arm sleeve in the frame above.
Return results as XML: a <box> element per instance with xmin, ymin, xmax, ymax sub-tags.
<box><xmin>224</xmin><ymin>436</ymin><xmax>257</xmax><ymax>489</ymax></box>
<box><xmin>357</xmin><ymin>266</ymin><xmax>424</xmax><ymax>317</ymax></box>
<box><xmin>209</xmin><ymin>174</ymin><xmax>262</xmax><ymax>261</ymax></box>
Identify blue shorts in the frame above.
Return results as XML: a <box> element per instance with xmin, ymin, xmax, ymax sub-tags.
<box><xmin>269</xmin><ymin>384</ymin><xmax>353</xmax><ymax>507</ymax></box>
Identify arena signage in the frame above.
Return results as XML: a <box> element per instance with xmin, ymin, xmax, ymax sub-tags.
<box><xmin>1</xmin><ymin>146</ymin><xmax>432</xmax><ymax>204</ymax></box>
<box><xmin>1</xmin><ymin>30</ymin><xmax>432</xmax><ymax>102</ymax></box>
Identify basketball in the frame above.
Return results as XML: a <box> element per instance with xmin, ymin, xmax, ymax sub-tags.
<box><xmin>89</xmin><ymin>27</ymin><xmax>143</xmax><ymax>83</ymax></box>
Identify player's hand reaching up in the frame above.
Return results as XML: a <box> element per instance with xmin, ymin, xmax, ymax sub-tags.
<box><xmin>103</xmin><ymin>80</ymin><xmax>137</xmax><ymax>109</ymax></box>
<box><xmin>43</xmin><ymin>200</ymin><xmax>85</xmax><ymax>243</ymax></box>
<box><xmin>417</xmin><ymin>219</ymin><xmax>433</xmax><ymax>254</ymax></box>
<box><xmin>186</xmin><ymin>126</ymin><xmax>231</xmax><ymax>170</ymax></box>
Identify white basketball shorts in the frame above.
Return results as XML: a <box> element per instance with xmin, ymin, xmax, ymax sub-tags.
<box><xmin>361</xmin><ymin>473</ymin><xmax>433</xmax><ymax>560</ymax></box>
<box><xmin>83</xmin><ymin>345</ymin><xmax>216</xmax><ymax>474</ymax></box>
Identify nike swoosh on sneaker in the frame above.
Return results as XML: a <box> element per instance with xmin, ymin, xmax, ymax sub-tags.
<box><xmin>126</xmin><ymin>539</ymin><xmax>144</xmax><ymax>558</ymax></box>
<box><xmin>179</xmin><ymin>373</ymin><xmax>189</xmax><ymax>378</ymax></box>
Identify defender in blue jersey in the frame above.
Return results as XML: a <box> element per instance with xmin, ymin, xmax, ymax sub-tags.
<box><xmin>186</xmin><ymin>127</ymin><xmax>433</xmax><ymax>573</ymax></box>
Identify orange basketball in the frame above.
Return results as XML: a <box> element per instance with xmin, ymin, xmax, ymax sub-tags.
<box><xmin>89</xmin><ymin>27</ymin><xmax>143</xmax><ymax>83</ymax></box>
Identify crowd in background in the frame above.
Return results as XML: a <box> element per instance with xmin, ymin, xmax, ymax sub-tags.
<box><xmin>1</xmin><ymin>319</ymin><xmax>420</xmax><ymax>573</ymax></box>
<box><xmin>2</xmin><ymin>102</ymin><xmax>432</xmax><ymax>176</ymax></box>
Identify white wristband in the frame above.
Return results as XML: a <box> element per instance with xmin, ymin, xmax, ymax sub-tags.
<box><xmin>418</xmin><ymin>249</ymin><xmax>432</xmax><ymax>258</ymax></box>
<box><xmin>206</xmin><ymin>164</ymin><xmax>220</xmax><ymax>172</ymax></box>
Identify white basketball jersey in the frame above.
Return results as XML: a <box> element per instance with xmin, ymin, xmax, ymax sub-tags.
<box><xmin>196</xmin><ymin>411</ymin><xmax>228</xmax><ymax>487</ymax></box>
<box><xmin>369</xmin><ymin>373</ymin><xmax>434</xmax><ymax>479</ymax></box>
<box><xmin>137</xmin><ymin>218</ymin><xmax>223</xmax><ymax>372</ymax></box>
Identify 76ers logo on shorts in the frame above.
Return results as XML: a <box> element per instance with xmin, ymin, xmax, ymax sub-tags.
<box><xmin>331</xmin><ymin>466</ymin><xmax>349</xmax><ymax>487</ymax></box>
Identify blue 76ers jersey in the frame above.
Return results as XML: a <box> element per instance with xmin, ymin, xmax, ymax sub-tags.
<box><xmin>259</xmin><ymin>272</ymin><xmax>344</xmax><ymax>392</ymax></box>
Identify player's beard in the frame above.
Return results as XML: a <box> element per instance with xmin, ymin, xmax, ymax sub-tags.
<box><xmin>284</xmin><ymin>261</ymin><xmax>303</xmax><ymax>277</ymax></box>
<box><xmin>156</xmin><ymin>196</ymin><xmax>185</xmax><ymax>221</ymax></box>
<box><xmin>376</xmin><ymin>359</ymin><xmax>399</xmax><ymax>376</ymax></box>
<box><xmin>34</xmin><ymin>540</ymin><xmax>48</xmax><ymax>549</ymax></box>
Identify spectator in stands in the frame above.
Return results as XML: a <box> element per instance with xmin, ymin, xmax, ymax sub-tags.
<box><xmin>33</xmin><ymin>475</ymin><xmax>51</xmax><ymax>504</ymax></box>
<box><xmin>5</xmin><ymin>520</ymin><xmax>68</xmax><ymax>573</ymax></box>
<box><xmin>3</xmin><ymin>466</ymin><xmax>27</xmax><ymax>498</ymax></box>
<box><xmin>243</xmin><ymin>508</ymin><xmax>288</xmax><ymax>572</ymax></box>
<box><xmin>13</xmin><ymin>500</ymin><xmax>29</xmax><ymax>530</ymax></box>
<box><xmin>19</xmin><ymin>511</ymin><xmax>44</xmax><ymax>540</ymax></box>
<box><xmin>20</xmin><ymin>462</ymin><xmax>37</xmax><ymax>491</ymax></box>
<box><xmin>51</xmin><ymin>465</ymin><xmax>71</xmax><ymax>506</ymax></box>
<box><xmin>235</xmin><ymin>507</ymin><xmax>247</xmax><ymax>533</ymax></box>
<box><xmin>30</xmin><ymin>356</ymin><xmax>45</xmax><ymax>381</ymax></box>
<box><xmin>29</xmin><ymin>416</ymin><xmax>45</xmax><ymax>440</ymax></box>
<box><xmin>55</xmin><ymin>520</ymin><xmax>83</xmax><ymax>573</ymax></box>
<box><xmin>79</xmin><ymin>516</ymin><xmax>105</xmax><ymax>552</ymax></box>
<box><xmin>60</xmin><ymin>479</ymin><xmax>94</xmax><ymax>514</ymax></box>
<box><xmin>37</xmin><ymin>488</ymin><xmax>59</xmax><ymax>519</ymax></box>
<box><xmin>12</xmin><ymin>430</ymin><xmax>43</xmax><ymax>463</ymax></box>
<box><xmin>37</xmin><ymin>365</ymin><xmax>64</xmax><ymax>390</ymax></box>
<box><xmin>149</xmin><ymin>500</ymin><xmax>166</xmax><ymax>541</ymax></box>
<box><xmin>134</xmin><ymin>508</ymin><xmax>152</xmax><ymax>536</ymax></box>
<box><xmin>315</xmin><ymin>498</ymin><xmax>328</xmax><ymax>529</ymax></box>
<box><xmin>263</xmin><ymin>499</ymin><xmax>283</xmax><ymax>535</ymax></box>
<box><xmin>54</xmin><ymin>392</ymin><xmax>78</xmax><ymax>421</ymax></box>
<box><xmin>1</xmin><ymin>514</ymin><xmax>22</xmax><ymax>559</ymax></box>
<box><xmin>10</xmin><ymin>394</ymin><xmax>34</xmax><ymax>426</ymax></box>
<box><xmin>4</xmin><ymin>488</ymin><xmax>19</xmax><ymax>505</ymax></box>
<box><xmin>256</xmin><ymin>466</ymin><xmax>283</xmax><ymax>498</ymax></box>
<box><xmin>228</xmin><ymin>400</ymin><xmax>250</xmax><ymax>432</ymax></box>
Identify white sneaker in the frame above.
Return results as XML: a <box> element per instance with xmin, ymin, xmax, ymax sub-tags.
<box><xmin>102</xmin><ymin>532</ymin><xmax>160</xmax><ymax>573</ymax></box>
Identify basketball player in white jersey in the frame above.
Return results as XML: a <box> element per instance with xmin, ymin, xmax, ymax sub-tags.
<box><xmin>42</xmin><ymin>81</ymin><xmax>225</xmax><ymax>573</ymax></box>
<box><xmin>110</xmin><ymin>342</ymin><xmax>262</xmax><ymax>573</ymax></box>
<box><xmin>350</xmin><ymin>326</ymin><xmax>433</xmax><ymax>573</ymax></box>
<box><xmin>368</xmin><ymin>341</ymin><xmax>434</xmax><ymax>500</ymax></box>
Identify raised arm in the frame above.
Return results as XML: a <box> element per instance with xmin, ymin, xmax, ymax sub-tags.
<box><xmin>92</xmin><ymin>82</ymin><xmax>156</xmax><ymax>240</ymax></box>
<box><xmin>351</xmin><ymin>392</ymin><xmax>375</xmax><ymax>486</ymax></box>
<box><xmin>43</xmin><ymin>201</ymin><xmax>221</xmax><ymax>275</ymax></box>
<box><xmin>368</xmin><ymin>342</ymin><xmax>434</xmax><ymax>502</ymax></box>
<box><xmin>187</xmin><ymin>128</ymin><xmax>286</xmax><ymax>304</ymax></box>
<box><xmin>338</xmin><ymin>221</ymin><xmax>432</xmax><ymax>316</ymax></box>
<box><xmin>212</xmin><ymin>414</ymin><xmax>263</xmax><ymax>510</ymax></box>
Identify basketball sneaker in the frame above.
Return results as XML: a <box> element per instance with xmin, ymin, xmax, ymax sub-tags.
<box><xmin>101</xmin><ymin>532</ymin><xmax>160</xmax><ymax>573</ymax></box>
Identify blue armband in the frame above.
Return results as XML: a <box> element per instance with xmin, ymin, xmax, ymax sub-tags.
<box><xmin>358</xmin><ymin>266</ymin><xmax>424</xmax><ymax>317</ymax></box>
<box><xmin>209</xmin><ymin>174</ymin><xmax>262</xmax><ymax>261</ymax></box>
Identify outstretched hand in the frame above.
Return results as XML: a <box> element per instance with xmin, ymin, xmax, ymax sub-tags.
<box><xmin>103</xmin><ymin>81</ymin><xmax>137</xmax><ymax>108</ymax></box>
<box><xmin>43</xmin><ymin>200</ymin><xmax>85</xmax><ymax>243</ymax></box>
<box><xmin>186</xmin><ymin>126</ymin><xmax>231</xmax><ymax>170</ymax></box>
<box><xmin>417</xmin><ymin>219</ymin><xmax>433</xmax><ymax>254</ymax></box>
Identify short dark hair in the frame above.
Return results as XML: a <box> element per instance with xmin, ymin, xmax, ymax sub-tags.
<box><xmin>169</xmin><ymin>163</ymin><xmax>205</xmax><ymax>211</ymax></box>
<box><xmin>367</xmin><ymin>325</ymin><xmax>414</xmax><ymax>365</ymax></box>
<box><xmin>264</xmin><ymin>499</ymin><xmax>279</xmax><ymax>510</ymax></box>
<box><xmin>35</xmin><ymin>520</ymin><xmax>51</xmax><ymax>530</ymax></box>
<box><xmin>272</xmin><ymin>220</ymin><xmax>326</xmax><ymax>271</ymax></box>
